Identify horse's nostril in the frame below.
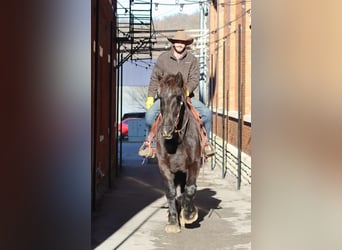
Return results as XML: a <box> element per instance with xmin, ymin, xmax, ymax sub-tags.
<box><xmin>162</xmin><ymin>129</ymin><xmax>170</xmax><ymax>136</ymax></box>
<box><xmin>162</xmin><ymin>126</ymin><xmax>173</xmax><ymax>138</ymax></box>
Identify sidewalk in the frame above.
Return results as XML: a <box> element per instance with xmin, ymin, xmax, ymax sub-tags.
<box><xmin>92</xmin><ymin>142</ymin><xmax>251</xmax><ymax>250</ymax></box>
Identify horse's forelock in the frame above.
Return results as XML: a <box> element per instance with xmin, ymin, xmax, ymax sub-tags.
<box><xmin>159</xmin><ymin>74</ymin><xmax>187</xmax><ymax>99</ymax></box>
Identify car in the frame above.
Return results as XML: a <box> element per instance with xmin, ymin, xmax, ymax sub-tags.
<box><xmin>117</xmin><ymin>117</ymin><xmax>144</xmax><ymax>139</ymax></box>
<box><xmin>117</xmin><ymin>112</ymin><xmax>146</xmax><ymax>139</ymax></box>
<box><xmin>122</xmin><ymin>112</ymin><xmax>145</xmax><ymax>120</ymax></box>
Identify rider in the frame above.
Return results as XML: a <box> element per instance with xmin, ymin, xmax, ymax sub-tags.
<box><xmin>138</xmin><ymin>30</ymin><xmax>215</xmax><ymax>158</ymax></box>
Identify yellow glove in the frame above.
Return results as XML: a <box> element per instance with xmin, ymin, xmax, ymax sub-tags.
<box><xmin>185</xmin><ymin>89</ymin><xmax>190</xmax><ymax>97</ymax></box>
<box><xmin>145</xmin><ymin>97</ymin><xmax>154</xmax><ymax>110</ymax></box>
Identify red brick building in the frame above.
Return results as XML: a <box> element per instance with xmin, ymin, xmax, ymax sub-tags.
<box><xmin>208</xmin><ymin>0</ymin><xmax>251</xmax><ymax>185</ymax></box>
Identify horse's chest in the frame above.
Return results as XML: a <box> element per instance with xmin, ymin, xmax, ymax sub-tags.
<box><xmin>164</xmin><ymin>153</ymin><xmax>189</xmax><ymax>170</ymax></box>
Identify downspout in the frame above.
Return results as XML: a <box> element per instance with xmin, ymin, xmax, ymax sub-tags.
<box><xmin>115</xmin><ymin>42</ymin><xmax>120</xmax><ymax>177</ymax></box>
<box><xmin>108</xmin><ymin>18</ymin><xmax>113</xmax><ymax>188</ymax></box>
<box><xmin>237</xmin><ymin>24</ymin><xmax>242</xmax><ymax>190</ymax></box>
<box><xmin>210</xmin><ymin>53</ymin><xmax>214</xmax><ymax>171</ymax></box>
<box><xmin>222</xmin><ymin>40</ymin><xmax>226</xmax><ymax>178</ymax></box>
<box><xmin>119</xmin><ymin>53</ymin><xmax>123</xmax><ymax>172</ymax></box>
<box><xmin>214</xmin><ymin>0</ymin><xmax>220</xmax><ymax>170</ymax></box>
<box><xmin>92</xmin><ymin>0</ymin><xmax>100</xmax><ymax>211</ymax></box>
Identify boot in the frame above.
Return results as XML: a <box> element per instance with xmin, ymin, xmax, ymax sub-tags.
<box><xmin>138</xmin><ymin>140</ymin><xmax>156</xmax><ymax>158</ymax></box>
<box><xmin>137</xmin><ymin>114</ymin><xmax>161</xmax><ymax>158</ymax></box>
<box><xmin>204</xmin><ymin>142</ymin><xmax>215</xmax><ymax>158</ymax></box>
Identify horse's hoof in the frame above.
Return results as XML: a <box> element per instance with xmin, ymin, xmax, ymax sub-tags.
<box><xmin>165</xmin><ymin>224</ymin><xmax>181</xmax><ymax>233</ymax></box>
<box><xmin>179</xmin><ymin>207</ymin><xmax>198</xmax><ymax>226</ymax></box>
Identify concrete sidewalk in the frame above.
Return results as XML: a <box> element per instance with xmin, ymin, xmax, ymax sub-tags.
<box><xmin>92</xmin><ymin>142</ymin><xmax>251</xmax><ymax>250</ymax></box>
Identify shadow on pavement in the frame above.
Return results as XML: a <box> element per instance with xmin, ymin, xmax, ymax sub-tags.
<box><xmin>91</xmin><ymin>149</ymin><xmax>164</xmax><ymax>249</ymax></box>
<box><xmin>91</xmin><ymin>142</ymin><xmax>225</xmax><ymax>249</ymax></box>
<box><xmin>184</xmin><ymin>188</ymin><xmax>221</xmax><ymax>229</ymax></box>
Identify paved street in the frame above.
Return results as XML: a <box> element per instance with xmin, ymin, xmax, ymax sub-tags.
<box><xmin>92</xmin><ymin>142</ymin><xmax>251</xmax><ymax>250</ymax></box>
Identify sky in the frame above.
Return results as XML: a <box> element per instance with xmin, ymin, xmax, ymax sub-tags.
<box><xmin>151</xmin><ymin>0</ymin><xmax>200</xmax><ymax>20</ymax></box>
<box><xmin>123</xmin><ymin>59</ymin><xmax>155</xmax><ymax>86</ymax></box>
<box><xmin>117</xmin><ymin>0</ymin><xmax>201</xmax><ymax>20</ymax></box>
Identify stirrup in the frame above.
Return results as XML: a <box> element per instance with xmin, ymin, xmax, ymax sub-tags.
<box><xmin>138</xmin><ymin>141</ymin><xmax>156</xmax><ymax>158</ymax></box>
<box><xmin>204</xmin><ymin>143</ymin><xmax>215</xmax><ymax>158</ymax></box>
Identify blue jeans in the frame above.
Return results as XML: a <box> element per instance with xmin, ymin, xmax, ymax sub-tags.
<box><xmin>145</xmin><ymin>98</ymin><xmax>212</xmax><ymax>138</ymax></box>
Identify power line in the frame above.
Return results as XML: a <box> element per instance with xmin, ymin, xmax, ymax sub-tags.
<box><xmin>133</xmin><ymin>0</ymin><xmax>251</xmax><ymax>6</ymax></box>
<box><xmin>127</xmin><ymin>59</ymin><xmax>155</xmax><ymax>70</ymax></box>
<box><xmin>207</xmin><ymin>8</ymin><xmax>250</xmax><ymax>36</ymax></box>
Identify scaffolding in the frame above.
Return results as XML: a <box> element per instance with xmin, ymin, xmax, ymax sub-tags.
<box><xmin>116</xmin><ymin>0</ymin><xmax>154</xmax><ymax>67</ymax></box>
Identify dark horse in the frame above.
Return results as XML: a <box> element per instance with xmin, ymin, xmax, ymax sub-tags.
<box><xmin>156</xmin><ymin>72</ymin><xmax>202</xmax><ymax>233</ymax></box>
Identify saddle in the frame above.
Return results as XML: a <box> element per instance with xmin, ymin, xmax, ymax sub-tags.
<box><xmin>139</xmin><ymin>97</ymin><xmax>209</xmax><ymax>158</ymax></box>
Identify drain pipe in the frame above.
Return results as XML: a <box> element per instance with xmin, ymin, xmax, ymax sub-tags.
<box><xmin>210</xmin><ymin>53</ymin><xmax>214</xmax><ymax>171</ymax></box>
<box><xmin>115</xmin><ymin>42</ymin><xmax>121</xmax><ymax>177</ymax></box>
<box><xmin>237</xmin><ymin>24</ymin><xmax>242</xmax><ymax>190</ymax></box>
<box><xmin>108</xmin><ymin>18</ymin><xmax>113</xmax><ymax>188</ymax></box>
<box><xmin>92</xmin><ymin>0</ymin><xmax>100</xmax><ymax>211</ymax></box>
<box><xmin>119</xmin><ymin>53</ymin><xmax>123</xmax><ymax>173</ymax></box>
<box><xmin>222</xmin><ymin>41</ymin><xmax>226</xmax><ymax>178</ymax></box>
<box><xmin>214</xmin><ymin>0</ymin><xmax>219</xmax><ymax>171</ymax></box>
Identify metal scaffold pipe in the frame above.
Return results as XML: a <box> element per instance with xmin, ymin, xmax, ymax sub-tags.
<box><xmin>199</xmin><ymin>0</ymin><xmax>208</xmax><ymax>104</ymax></box>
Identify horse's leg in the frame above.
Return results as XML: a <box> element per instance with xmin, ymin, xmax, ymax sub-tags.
<box><xmin>179</xmin><ymin>164</ymin><xmax>199</xmax><ymax>226</ymax></box>
<box><xmin>174</xmin><ymin>171</ymin><xmax>186</xmax><ymax>214</ymax></box>
<box><xmin>164</xmin><ymin>178</ymin><xmax>181</xmax><ymax>233</ymax></box>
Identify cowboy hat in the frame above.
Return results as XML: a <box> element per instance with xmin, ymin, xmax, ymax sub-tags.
<box><xmin>167</xmin><ymin>30</ymin><xmax>194</xmax><ymax>45</ymax></box>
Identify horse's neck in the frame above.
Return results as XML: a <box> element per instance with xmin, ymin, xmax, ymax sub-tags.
<box><xmin>185</xmin><ymin>99</ymin><xmax>200</xmax><ymax>122</ymax></box>
<box><xmin>177</xmin><ymin>103</ymin><xmax>188</xmax><ymax>129</ymax></box>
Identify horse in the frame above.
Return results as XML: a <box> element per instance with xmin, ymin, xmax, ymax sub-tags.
<box><xmin>156</xmin><ymin>72</ymin><xmax>202</xmax><ymax>233</ymax></box>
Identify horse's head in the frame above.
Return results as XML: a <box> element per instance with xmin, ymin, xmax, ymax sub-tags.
<box><xmin>158</xmin><ymin>72</ymin><xmax>187</xmax><ymax>139</ymax></box>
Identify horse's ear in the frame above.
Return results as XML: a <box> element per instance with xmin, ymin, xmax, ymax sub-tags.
<box><xmin>175</xmin><ymin>72</ymin><xmax>183</xmax><ymax>87</ymax></box>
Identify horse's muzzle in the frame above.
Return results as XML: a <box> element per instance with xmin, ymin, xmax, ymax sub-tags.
<box><xmin>161</xmin><ymin>126</ymin><xmax>174</xmax><ymax>139</ymax></box>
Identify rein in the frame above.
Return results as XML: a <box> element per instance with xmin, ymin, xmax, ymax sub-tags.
<box><xmin>174</xmin><ymin>100</ymin><xmax>189</xmax><ymax>136</ymax></box>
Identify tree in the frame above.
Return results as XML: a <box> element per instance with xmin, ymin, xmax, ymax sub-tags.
<box><xmin>123</xmin><ymin>86</ymin><xmax>149</xmax><ymax>111</ymax></box>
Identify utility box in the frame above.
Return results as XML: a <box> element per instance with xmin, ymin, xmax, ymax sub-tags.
<box><xmin>126</xmin><ymin>118</ymin><xmax>147</xmax><ymax>142</ymax></box>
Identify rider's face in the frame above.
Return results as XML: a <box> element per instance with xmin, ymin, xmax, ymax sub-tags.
<box><xmin>173</xmin><ymin>42</ymin><xmax>186</xmax><ymax>54</ymax></box>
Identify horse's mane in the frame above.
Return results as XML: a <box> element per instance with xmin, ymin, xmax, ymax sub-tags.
<box><xmin>158</xmin><ymin>73</ymin><xmax>188</xmax><ymax>99</ymax></box>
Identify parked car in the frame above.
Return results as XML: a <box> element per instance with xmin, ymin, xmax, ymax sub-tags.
<box><xmin>117</xmin><ymin>112</ymin><xmax>146</xmax><ymax>139</ymax></box>
<box><xmin>122</xmin><ymin>112</ymin><xmax>145</xmax><ymax>120</ymax></box>
<box><xmin>117</xmin><ymin>118</ymin><xmax>136</xmax><ymax>139</ymax></box>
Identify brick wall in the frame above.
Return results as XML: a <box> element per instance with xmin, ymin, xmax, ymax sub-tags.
<box><xmin>208</xmin><ymin>0</ymin><xmax>252</xmax><ymax>184</ymax></box>
<box><xmin>91</xmin><ymin>0</ymin><xmax>116</xmax><ymax>204</ymax></box>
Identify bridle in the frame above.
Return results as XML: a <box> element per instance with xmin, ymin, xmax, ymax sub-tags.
<box><xmin>173</xmin><ymin>100</ymin><xmax>189</xmax><ymax>136</ymax></box>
